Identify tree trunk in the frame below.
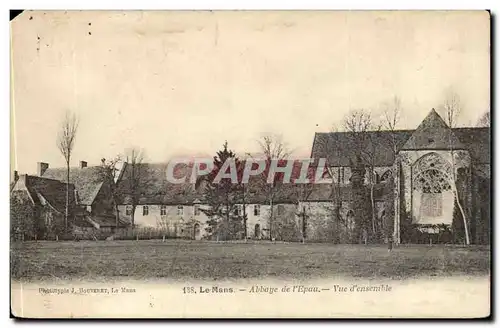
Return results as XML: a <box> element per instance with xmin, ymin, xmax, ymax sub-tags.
<box><xmin>131</xmin><ymin>205</ymin><xmax>136</xmax><ymax>226</ymax></box>
<box><xmin>65</xmin><ymin>162</ymin><xmax>70</xmax><ymax>231</ymax></box>
<box><xmin>449</xmin><ymin>133</ymin><xmax>470</xmax><ymax>245</ymax></box>
<box><xmin>269</xmin><ymin>198</ymin><xmax>274</xmax><ymax>241</ymax></box>
<box><xmin>115</xmin><ymin>204</ymin><xmax>119</xmax><ymax>228</ymax></box>
<box><xmin>302</xmin><ymin>206</ymin><xmax>307</xmax><ymax>242</ymax></box>
<box><xmin>370</xmin><ymin>182</ymin><xmax>376</xmax><ymax>241</ymax></box>
<box><xmin>453</xmin><ymin>186</ymin><xmax>470</xmax><ymax>245</ymax></box>
<box><xmin>242</xmin><ymin>186</ymin><xmax>247</xmax><ymax>239</ymax></box>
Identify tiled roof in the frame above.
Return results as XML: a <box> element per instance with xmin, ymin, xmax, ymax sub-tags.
<box><xmin>311</xmin><ymin>130</ymin><xmax>413</xmax><ymax>167</ymax></box>
<box><xmin>311</xmin><ymin>111</ymin><xmax>490</xmax><ymax>166</ymax></box>
<box><xmin>42</xmin><ymin>166</ymin><xmax>106</xmax><ymax>205</ymax></box>
<box><xmin>116</xmin><ymin>161</ymin><xmax>349</xmax><ymax>205</ymax></box>
<box><xmin>116</xmin><ymin>162</ymin><xmax>202</xmax><ymax>205</ymax></box>
<box><xmin>401</xmin><ymin>109</ymin><xmax>465</xmax><ymax>151</ymax></box>
<box><xmin>12</xmin><ymin>175</ymin><xmax>75</xmax><ymax>213</ymax></box>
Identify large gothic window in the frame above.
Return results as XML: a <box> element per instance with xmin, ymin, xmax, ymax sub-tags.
<box><xmin>412</xmin><ymin>153</ymin><xmax>453</xmax><ymax>219</ymax></box>
<box><xmin>421</xmin><ymin>193</ymin><xmax>442</xmax><ymax>217</ymax></box>
<box><xmin>413</xmin><ymin>169</ymin><xmax>452</xmax><ymax>193</ymax></box>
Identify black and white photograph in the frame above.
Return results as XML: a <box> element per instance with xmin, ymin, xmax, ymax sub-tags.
<box><xmin>9</xmin><ymin>10</ymin><xmax>491</xmax><ymax>318</ymax></box>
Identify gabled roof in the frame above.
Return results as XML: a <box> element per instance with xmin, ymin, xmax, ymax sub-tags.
<box><xmin>11</xmin><ymin>174</ymin><xmax>75</xmax><ymax>213</ymax></box>
<box><xmin>116</xmin><ymin>162</ymin><xmax>203</xmax><ymax>205</ymax></box>
<box><xmin>400</xmin><ymin>109</ymin><xmax>465</xmax><ymax>150</ymax></box>
<box><xmin>311</xmin><ymin>130</ymin><xmax>413</xmax><ymax>167</ymax></box>
<box><xmin>311</xmin><ymin>110</ymin><xmax>490</xmax><ymax>166</ymax></box>
<box><xmin>116</xmin><ymin>160</ymin><xmax>347</xmax><ymax>205</ymax></box>
<box><xmin>42</xmin><ymin>166</ymin><xmax>106</xmax><ymax>206</ymax></box>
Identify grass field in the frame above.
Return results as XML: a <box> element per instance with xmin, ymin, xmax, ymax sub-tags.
<box><xmin>10</xmin><ymin>240</ymin><xmax>490</xmax><ymax>282</ymax></box>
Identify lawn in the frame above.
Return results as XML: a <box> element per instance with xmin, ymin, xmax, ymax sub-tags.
<box><xmin>10</xmin><ymin>240</ymin><xmax>490</xmax><ymax>282</ymax></box>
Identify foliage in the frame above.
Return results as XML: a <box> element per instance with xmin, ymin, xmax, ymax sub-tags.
<box><xmin>97</xmin><ymin>156</ymin><xmax>122</xmax><ymax>227</ymax></box>
<box><xmin>10</xmin><ymin>193</ymin><xmax>36</xmax><ymax>241</ymax></box>
<box><xmin>350</xmin><ymin>155</ymin><xmax>371</xmax><ymax>243</ymax></box>
<box><xmin>202</xmin><ymin>142</ymin><xmax>245</xmax><ymax>241</ymax></box>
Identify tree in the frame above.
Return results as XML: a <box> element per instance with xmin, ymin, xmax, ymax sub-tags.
<box><xmin>202</xmin><ymin>142</ymin><xmax>245</xmax><ymax>241</ymax></box>
<box><xmin>257</xmin><ymin>134</ymin><xmax>291</xmax><ymax>240</ymax></box>
<box><xmin>440</xmin><ymin>89</ymin><xmax>470</xmax><ymax>245</ymax></box>
<box><xmin>98</xmin><ymin>156</ymin><xmax>122</xmax><ymax>228</ymax></box>
<box><xmin>343</xmin><ymin>109</ymin><xmax>375</xmax><ymax>243</ymax></box>
<box><xmin>56</xmin><ymin>110</ymin><xmax>79</xmax><ymax>231</ymax></box>
<box><xmin>350</xmin><ymin>153</ymin><xmax>371</xmax><ymax>244</ymax></box>
<box><xmin>477</xmin><ymin>111</ymin><xmax>490</xmax><ymax>127</ymax></box>
<box><xmin>315</xmin><ymin>124</ymin><xmax>349</xmax><ymax>243</ymax></box>
<box><xmin>381</xmin><ymin>96</ymin><xmax>402</xmax><ymax>242</ymax></box>
<box><xmin>293</xmin><ymin>164</ymin><xmax>315</xmax><ymax>243</ymax></box>
<box><xmin>122</xmin><ymin>147</ymin><xmax>147</xmax><ymax>226</ymax></box>
<box><xmin>10</xmin><ymin>193</ymin><xmax>35</xmax><ymax>241</ymax></box>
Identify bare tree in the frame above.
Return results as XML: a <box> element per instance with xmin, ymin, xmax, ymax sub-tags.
<box><xmin>343</xmin><ymin>109</ymin><xmax>376</xmax><ymax>243</ymax></box>
<box><xmin>294</xmin><ymin>177</ymin><xmax>315</xmax><ymax>243</ymax></box>
<box><xmin>257</xmin><ymin>134</ymin><xmax>291</xmax><ymax>240</ymax></box>
<box><xmin>381</xmin><ymin>96</ymin><xmax>402</xmax><ymax>243</ymax></box>
<box><xmin>123</xmin><ymin>147</ymin><xmax>147</xmax><ymax>226</ymax></box>
<box><xmin>343</xmin><ymin>109</ymin><xmax>372</xmax><ymax>146</ymax></box>
<box><xmin>382</xmin><ymin>96</ymin><xmax>402</xmax><ymax>156</ymax></box>
<box><xmin>477</xmin><ymin>111</ymin><xmax>490</xmax><ymax>127</ymax></box>
<box><xmin>156</xmin><ymin>206</ymin><xmax>177</xmax><ymax>241</ymax></box>
<box><xmin>441</xmin><ymin>89</ymin><xmax>470</xmax><ymax>245</ymax></box>
<box><xmin>362</xmin><ymin>124</ymin><xmax>382</xmax><ymax>242</ymax></box>
<box><xmin>57</xmin><ymin>110</ymin><xmax>79</xmax><ymax>230</ymax></box>
<box><xmin>315</xmin><ymin>124</ymin><xmax>351</xmax><ymax>243</ymax></box>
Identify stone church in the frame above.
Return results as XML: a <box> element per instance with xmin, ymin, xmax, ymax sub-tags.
<box><xmin>311</xmin><ymin>109</ymin><xmax>490</xmax><ymax>244</ymax></box>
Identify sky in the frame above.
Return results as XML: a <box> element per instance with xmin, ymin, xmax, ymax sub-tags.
<box><xmin>10</xmin><ymin>10</ymin><xmax>490</xmax><ymax>174</ymax></box>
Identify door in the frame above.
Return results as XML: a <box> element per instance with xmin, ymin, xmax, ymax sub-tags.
<box><xmin>193</xmin><ymin>223</ymin><xmax>201</xmax><ymax>240</ymax></box>
<box><xmin>254</xmin><ymin>224</ymin><xmax>260</xmax><ymax>239</ymax></box>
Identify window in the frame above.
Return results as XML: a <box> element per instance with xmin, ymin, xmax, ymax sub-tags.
<box><xmin>277</xmin><ymin>204</ymin><xmax>285</xmax><ymax>215</ymax></box>
<box><xmin>142</xmin><ymin>205</ymin><xmax>149</xmax><ymax>216</ymax></box>
<box><xmin>160</xmin><ymin>205</ymin><xmax>167</xmax><ymax>216</ymax></box>
<box><xmin>254</xmin><ymin>204</ymin><xmax>260</xmax><ymax>216</ymax></box>
<box><xmin>421</xmin><ymin>193</ymin><xmax>443</xmax><ymax>217</ymax></box>
<box><xmin>194</xmin><ymin>204</ymin><xmax>201</xmax><ymax>216</ymax></box>
<box><xmin>177</xmin><ymin>205</ymin><xmax>184</xmax><ymax>216</ymax></box>
<box><xmin>340</xmin><ymin>167</ymin><xmax>345</xmax><ymax>184</ymax></box>
<box><xmin>234</xmin><ymin>205</ymin><xmax>242</xmax><ymax>216</ymax></box>
<box><xmin>380</xmin><ymin>170</ymin><xmax>392</xmax><ymax>183</ymax></box>
<box><xmin>126</xmin><ymin>206</ymin><xmax>132</xmax><ymax>216</ymax></box>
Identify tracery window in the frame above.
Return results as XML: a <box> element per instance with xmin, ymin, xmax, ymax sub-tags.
<box><xmin>412</xmin><ymin>153</ymin><xmax>453</xmax><ymax>218</ymax></box>
<box><xmin>413</xmin><ymin>169</ymin><xmax>452</xmax><ymax>193</ymax></box>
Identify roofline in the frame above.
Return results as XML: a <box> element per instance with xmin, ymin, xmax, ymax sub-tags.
<box><xmin>310</xmin><ymin>133</ymin><xmax>319</xmax><ymax>159</ymax></box>
<box><xmin>36</xmin><ymin>193</ymin><xmax>65</xmax><ymax>215</ymax></box>
<box><xmin>26</xmin><ymin>174</ymin><xmax>76</xmax><ymax>185</ymax></box>
<box><xmin>399</xmin><ymin>147</ymin><xmax>469</xmax><ymax>151</ymax></box>
<box><xmin>314</xmin><ymin>126</ymin><xmax>489</xmax><ymax>135</ymax></box>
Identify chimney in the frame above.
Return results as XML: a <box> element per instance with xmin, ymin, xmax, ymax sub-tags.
<box><xmin>37</xmin><ymin>162</ymin><xmax>49</xmax><ymax>176</ymax></box>
<box><xmin>80</xmin><ymin>161</ymin><xmax>87</xmax><ymax>169</ymax></box>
